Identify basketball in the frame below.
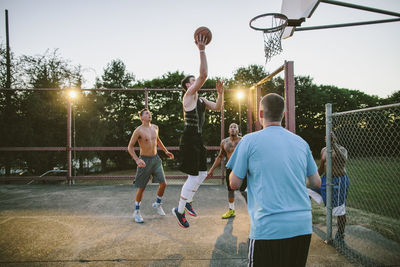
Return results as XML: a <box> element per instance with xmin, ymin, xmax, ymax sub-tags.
<box><xmin>194</xmin><ymin>26</ymin><xmax>212</xmax><ymax>45</ymax></box>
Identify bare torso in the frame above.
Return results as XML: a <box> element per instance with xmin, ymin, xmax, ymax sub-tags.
<box><xmin>222</xmin><ymin>136</ymin><xmax>241</xmax><ymax>160</ymax></box>
<box><xmin>321</xmin><ymin>145</ymin><xmax>348</xmax><ymax>177</ymax></box>
<box><xmin>136</xmin><ymin>124</ymin><xmax>158</xmax><ymax>156</ymax></box>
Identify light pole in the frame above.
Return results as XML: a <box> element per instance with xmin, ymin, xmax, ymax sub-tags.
<box><xmin>67</xmin><ymin>90</ymin><xmax>78</xmax><ymax>185</ymax></box>
<box><xmin>236</xmin><ymin>91</ymin><xmax>244</xmax><ymax>135</ymax></box>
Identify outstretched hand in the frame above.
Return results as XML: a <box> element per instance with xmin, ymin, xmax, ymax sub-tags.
<box><xmin>216</xmin><ymin>80</ymin><xmax>224</xmax><ymax>94</ymax></box>
<box><xmin>195</xmin><ymin>34</ymin><xmax>207</xmax><ymax>50</ymax></box>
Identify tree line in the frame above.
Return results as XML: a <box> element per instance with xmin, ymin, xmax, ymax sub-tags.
<box><xmin>0</xmin><ymin>46</ymin><xmax>399</xmax><ymax>176</ymax></box>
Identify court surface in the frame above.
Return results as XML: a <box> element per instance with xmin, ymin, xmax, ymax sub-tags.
<box><xmin>0</xmin><ymin>184</ymin><xmax>351</xmax><ymax>266</ymax></box>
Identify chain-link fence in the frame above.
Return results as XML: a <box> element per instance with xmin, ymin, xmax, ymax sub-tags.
<box><xmin>1</xmin><ymin>88</ymin><xmax>251</xmax><ymax>185</ymax></box>
<box><xmin>312</xmin><ymin>103</ymin><xmax>400</xmax><ymax>266</ymax></box>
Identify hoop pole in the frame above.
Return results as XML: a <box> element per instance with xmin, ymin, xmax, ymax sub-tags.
<box><xmin>284</xmin><ymin>61</ymin><xmax>296</xmax><ymax>133</ymax></box>
<box><xmin>296</xmin><ymin>18</ymin><xmax>400</xmax><ymax>31</ymax></box>
<box><xmin>250</xmin><ymin>65</ymin><xmax>284</xmax><ymax>90</ymax></box>
<box><xmin>144</xmin><ymin>89</ymin><xmax>149</xmax><ymax>109</ymax></box>
<box><xmin>321</xmin><ymin>0</ymin><xmax>400</xmax><ymax>18</ymax></box>
<box><xmin>247</xmin><ymin>88</ymin><xmax>253</xmax><ymax>133</ymax></box>
<box><xmin>255</xmin><ymin>85</ymin><xmax>262</xmax><ymax>131</ymax></box>
<box><xmin>67</xmin><ymin>100</ymin><xmax>72</xmax><ymax>185</ymax></box>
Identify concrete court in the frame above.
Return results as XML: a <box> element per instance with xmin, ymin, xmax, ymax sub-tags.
<box><xmin>0</xmin><ymin>184</ymin><xmax>351</xmax><ymax>266</ymax></box>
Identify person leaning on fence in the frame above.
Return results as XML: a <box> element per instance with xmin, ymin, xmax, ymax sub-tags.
<box><xmin>227</xmin><ymin>93</ymin><xmax>321</xmax><ymax>267</ymax></box>
<box><xmin>127</xmin><ymin>108</ymin><xmax>174</xmax><ymax>223</ymax></box>
<box><xmin>171</xmin><ymin>34</ymin><xmax>224</xmax><ymax>229</ymax></box>
<box><xmin>206</xmin><ymin>122</ymin><xmax>247</xmax><ymax>219</ymax></box>
<box><xmin>308</xmin><ymin>132</ymin><xmax>350</xmax><ymax>244</ymax></box>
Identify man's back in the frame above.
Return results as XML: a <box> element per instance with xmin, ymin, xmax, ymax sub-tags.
<box><xmin>228</xmin><ymin>126</ymin><xmax>317</xmax><ymax>240</ymax></box>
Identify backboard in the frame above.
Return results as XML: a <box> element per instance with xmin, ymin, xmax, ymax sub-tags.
<box><xmin>281</xmin><ymin>0</ymin><xmax>320</xmax><ymax>39</ymax></box>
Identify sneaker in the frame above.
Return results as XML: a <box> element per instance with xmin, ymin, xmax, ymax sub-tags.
<box><xmin>335</xmin><ymin>232</ymin><xmax>345</xmax><ymax>242</ymax></box>
<box><xmin>172</xmin><ymin>208</ymin><xmax>189</xmax><ymax>228</ymax></box>
<box><xmin>152</xmin><ymin>202</ymin><xmax>166</xmax><ymax>216</ymax></box>
<box><xmin>133</xmin><ymin>210</ymin><xmax>144</xmax><ymax>223</ymax></box>
<box><xmin>185</xmin><ymin>202</ymin><xmax>197</xmax><ymax>217</ymax></box>
<box><xmin>222</xmin><ymin>209</ymin><xmax>236</xmax><ymax>219</ymax></box>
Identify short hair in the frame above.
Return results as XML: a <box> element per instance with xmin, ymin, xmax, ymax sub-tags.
<box><xmin>139</xmin><ymin>108</ymin><xmax>149</xmax><ymax>117</ymax></box>
<box><xmin>261</xmin><ymin>93</ymin><xmax>285</xmax><ymax>122</ymax></box>
<box><xmin>181</xmin><ymin>75</ymin><xmax>194</xmax><ymax>91</ymax></box>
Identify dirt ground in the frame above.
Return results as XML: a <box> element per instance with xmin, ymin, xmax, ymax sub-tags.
<box><xmin>0</xmin><ymin>184</ymin><xmax>351</xmax><ymax>266</ymax></box>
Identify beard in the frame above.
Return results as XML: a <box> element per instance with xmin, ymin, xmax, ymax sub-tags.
<box><xmin>230</xmin><ymin>133</ymin><xmax>237</xmax><ymax>137</ymax></box>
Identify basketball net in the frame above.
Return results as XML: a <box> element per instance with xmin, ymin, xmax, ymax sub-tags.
<box><xmin>249</xmin><ymin>13</ymin><xmax>288</xmax><ymax>63</ymax></box>
<box><xmin>263</xmin><ymin>29</ymin><xmax>285</xmax><ymax>63</ymax></box>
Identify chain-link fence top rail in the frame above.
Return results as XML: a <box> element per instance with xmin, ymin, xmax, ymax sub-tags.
<box><xmin>323</xmin><ymin>103</ymin><xmax>400</xmax><ymax>266</ymax></box>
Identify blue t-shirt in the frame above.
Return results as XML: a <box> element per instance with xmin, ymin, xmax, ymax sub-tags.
<box><xmin>226</xmin><ymin>126</ymin><xmax>317</xmax><ymax>240</ymax></box>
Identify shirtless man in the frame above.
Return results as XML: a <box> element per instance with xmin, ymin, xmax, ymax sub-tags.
<box><xmin>127</xmin><ymin>108</ymin><xmax>174</xmax><ymax>223</ymax></box>
<box><xmin>310</xmin><ymin>132</ymin><xmax>349</xmax><ymax>243</ymax></box>
<box><xmin>207</xmin><ymin>123</ymin><xmax>247</xmax><ymax>219</ymax></box>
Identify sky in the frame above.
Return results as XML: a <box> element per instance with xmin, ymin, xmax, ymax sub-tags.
<box><xmin>0</xmin><ymin>0</ymin><xmax>399</xmax><ymax>98</ymax></box>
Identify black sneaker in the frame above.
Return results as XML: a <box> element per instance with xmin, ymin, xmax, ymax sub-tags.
<box><xmin>172</xmin><ymin>208</ymin><xmax>189</xmax><ymax>228</ymax></box>
<box><xmin>334</xmin><ymin>232</ymin><xmax>346</xmax><ymax>248</ymax></box>
<box><xmin>185</xmin><ymin>202</ymin><xmax>197</xmax><ymax>217</ymax></box>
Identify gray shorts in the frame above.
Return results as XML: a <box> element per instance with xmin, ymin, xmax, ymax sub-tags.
<box><xmin>134</xmin><ymin>155</ymin><xmax>166</xmax><ymax>188</ymax></box>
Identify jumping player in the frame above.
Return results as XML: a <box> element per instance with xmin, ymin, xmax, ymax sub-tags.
<box><xmin>128</xmin><ymin>108</ymin><xmax>174</xmax><ymax>223</ymax></box>
<box><xmin>172</xmin><ymin>34</ymin><xmax>224</xmax><ymax>228</ymax></box>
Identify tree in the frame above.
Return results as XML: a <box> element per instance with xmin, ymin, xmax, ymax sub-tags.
<box><xmin>0</xmin><ymin>43</ymin><xmax>24</xmax><ymax>175</ymax></box>
<box><xmin>95</xmin><ymin>59</ymin><xmax>137</xmax><ymax>171</ymax></box>
<box><xmin>17</xmin><ymin>49</ymin><xmax>82</xmax><ymax>174</ymax></box>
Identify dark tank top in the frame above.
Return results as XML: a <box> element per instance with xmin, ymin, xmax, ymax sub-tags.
<box><xmin>184</xmin><ymin>97</ymin><xmax>206</xmax><ymax>134</ymax></box>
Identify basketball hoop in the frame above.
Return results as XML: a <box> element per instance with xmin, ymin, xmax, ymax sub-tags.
<box><xmin>249</xmin><ymin>13</ymin><xmax>288</xmax><ymax>63</ymax></box>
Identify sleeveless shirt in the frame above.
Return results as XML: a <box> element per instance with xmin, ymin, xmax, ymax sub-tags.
<box><xmin>184</xmin><ymin>97</ymin><xmax>206</xmax><ymax>134</ymax></box>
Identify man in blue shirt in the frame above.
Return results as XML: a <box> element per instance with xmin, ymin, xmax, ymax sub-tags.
<box><xmin>227</xmin><ymin>93</ymin><xmax>321</xmax><ymax>267</ymax></box>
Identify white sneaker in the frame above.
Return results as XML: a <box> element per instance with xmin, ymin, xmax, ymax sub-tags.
<box><xmin>133</xmin><ymin>210</ymin><xmax>144</xmax><ymax>223</ymax></box>
<box><xmin>152</xmin><ymin>202</ymin><xmax>166</xmax><ymax>216</ymax></box>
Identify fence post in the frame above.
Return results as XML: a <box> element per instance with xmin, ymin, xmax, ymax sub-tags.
<box><xmin>67</xmin><ymin>100</ymin><xmax>72</xmax><ymax>185</ymax></box>
<box><xmin>325</xmin><ymin>103</ymin><xmax>333</xmax><ymax>243</ymax></box>
<box><xmin>144</xmin><ymin>89</ymin><xmax>148</xmax><ymax>109</ymax></box>
<box><xmin>221</xmin><ymin>92</ymin><xmax>225</xmax><ymax>185</ymax></box>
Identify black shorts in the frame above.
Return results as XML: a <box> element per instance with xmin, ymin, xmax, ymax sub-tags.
<box><xmin>226</xmin><ymin>168</ymin><xmax>247</xmax><ymax>192</ymax></box>
<box><xmin>248</xmin><ymin>234</ymin><xmax>311</xmax><ymax>267</ymax></box>
<box><xmin>179</xmin><ymin>130</ymin><xmax>207</xmax><ymax>176</ymax></box>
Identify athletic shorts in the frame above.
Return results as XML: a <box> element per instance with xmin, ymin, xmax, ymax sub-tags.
<box><xmin>134</xmin><ymin>155</ymin><xmax>166</xmax><ymax>188</ymax></box>
<box><xmin>179</xmin><ymin>130</ymin><xmax>207</xmax><ymax>176</ymax></box>
<box><xmin>247</xmin><ymin>234</ymin><xmax>311</xmax><ymax>267</ymax></box>
<box><xmin>311</xmin><ymin>174</ymin><xmax>349</xmax><ymax>216</ymax></box>
<box><xmin>226</xmin><ymin>168</ymin><xmax>247</xmax><ymax>192</ymax></box>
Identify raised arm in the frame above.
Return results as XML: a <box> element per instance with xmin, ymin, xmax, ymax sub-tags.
<box><xmin>127</xmin><ymin>129</ymin><xmax>145</xmax><ymax>168</ymax></box>
<box><xmin>206</xmin><ymin>140</ymin><xmax>226</xmax><ymax>179</ymax></box>
<box><xmin>202</xmin><ymin>80</ymin><xmax>224</xmax><ymax>111</ymax></box>
<box><xmin>185</xmin><ymin>35</ymin><xmax>208</xmax><ymax>96</ymax></box>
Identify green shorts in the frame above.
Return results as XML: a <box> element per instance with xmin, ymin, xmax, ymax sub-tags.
<box><xmin>134</xmin><ymin>155</ymin><xmax>166</xmax><ymax>188</ymax></box>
